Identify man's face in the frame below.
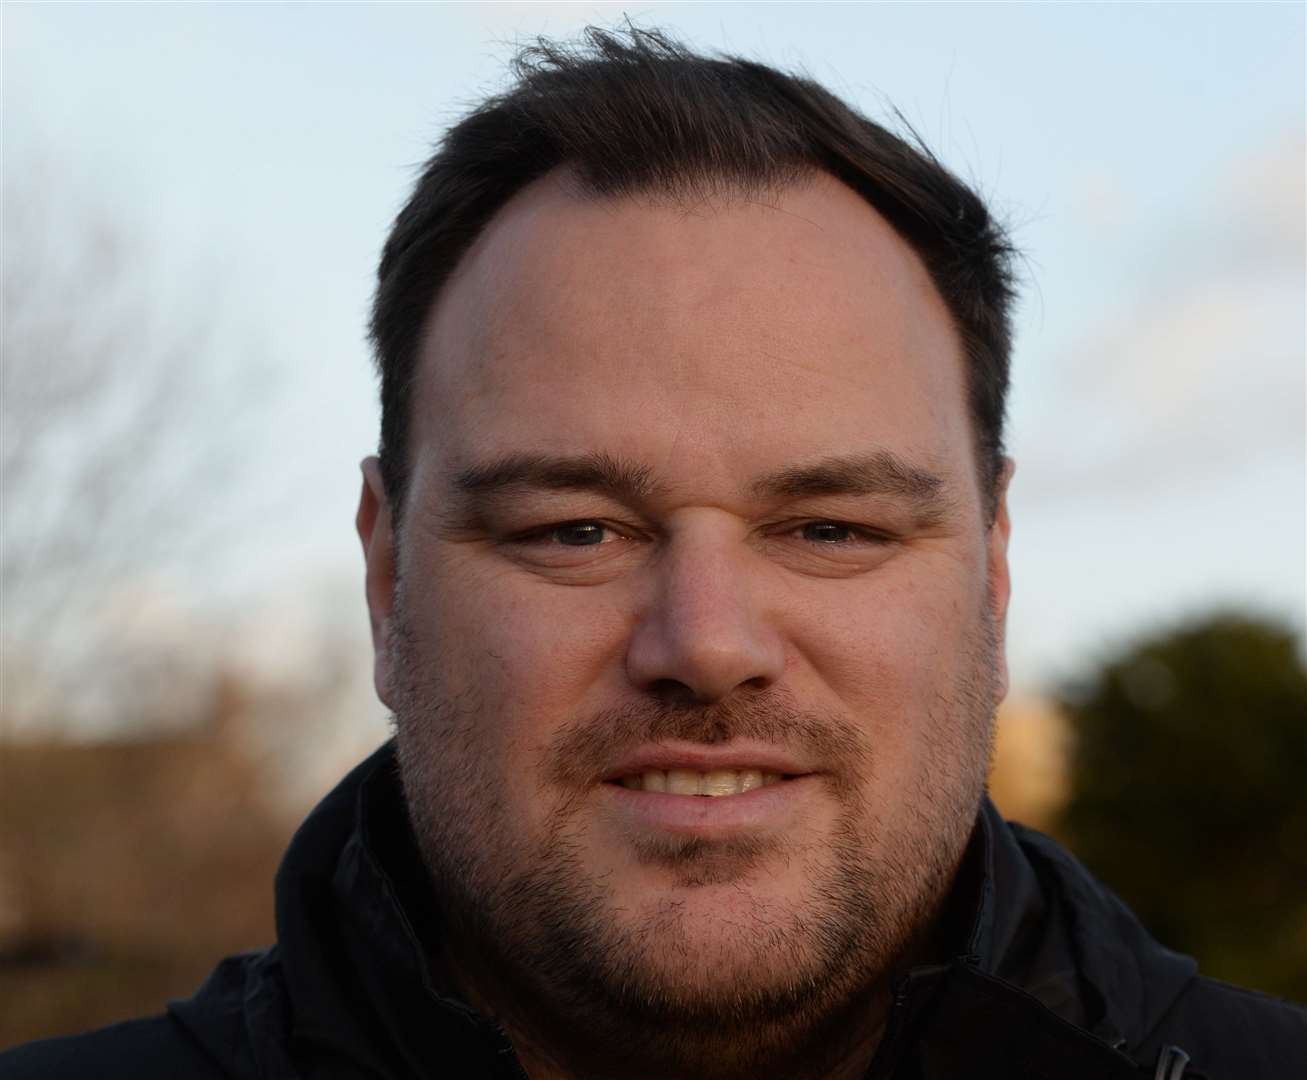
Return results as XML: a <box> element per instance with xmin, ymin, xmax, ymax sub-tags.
<box><xmin>359</xmin><ymin>171</ymin><xmax>1011</xmax><ymax>1071</ymax></box>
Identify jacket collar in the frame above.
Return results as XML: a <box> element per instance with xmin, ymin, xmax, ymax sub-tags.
<box><xmin>962</xmin><ymin>797</ymin><xmax>1197</xmax><ymax>1051</ymax></box>
<box><xmin>273</xmin><ymin>744</ymin><xmax>518</xmax><ymax>1077</ymax></box>
<box><xmin>961</xmin><ymin>799</ymin><xmax>1098</xmax><ymax>1030</ymax></box>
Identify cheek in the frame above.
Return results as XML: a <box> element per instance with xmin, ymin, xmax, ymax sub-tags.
<box><xmin>403</xmin><ymin>556</ymin><xmax>632</xmax><ymax>745</ymax></box>
<box><xmin>790</xmin><ymin>553</ymin><xmax>990</xmax><ymax>727</ymax></box>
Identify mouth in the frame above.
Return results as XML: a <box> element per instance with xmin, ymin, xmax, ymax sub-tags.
<box><xmin>598</xmin><ymin>744</ymin><xmax>816</xmax><ymax>829</ymax></box>
<box><xmin>601</xmin><ymin>743</ymin><xmax>811</xmax><ymax>793</ymax></box>
<box><xmin>609</xmin><ymin>768</ymin><xmax>790</xmax><ymax>796</ymax></box>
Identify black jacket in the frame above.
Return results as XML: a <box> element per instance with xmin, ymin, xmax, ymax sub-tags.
<box><xmin>4</xmin><ymin>742</ymin><xmax>1304</xmax><ymax>1078</ymax></box>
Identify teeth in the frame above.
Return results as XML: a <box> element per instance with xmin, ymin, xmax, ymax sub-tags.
<box><xmin>701</xmin><ymin>770</ymin><xmax>738</xmax><ymax>796</ymax></box>
<box><xmin>617</xmin><ymin>769</ymin><xmax>785</xmax><ymax>795</ymax></box>
<box><xmin>665</xmin><ymin>769</ymin><xmax>702</xmax><ymax>795</ymax></box>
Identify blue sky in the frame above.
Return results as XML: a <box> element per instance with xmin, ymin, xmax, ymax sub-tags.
<box><xmin>4</xmin><ymin>2</ymin><xmax>1304</xmax><ymax>695</ymax></box>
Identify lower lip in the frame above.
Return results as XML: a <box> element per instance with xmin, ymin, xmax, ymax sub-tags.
<box><xmin>599</xmin><ymin>776</ymin><xmax>818</xmax><ymax>834</ymax></box>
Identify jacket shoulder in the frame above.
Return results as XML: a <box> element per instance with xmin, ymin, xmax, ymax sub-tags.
<box><xmin>996</xmin><ymin>815</ymin><xmax>1305</xmax><ymax>1076</ymax></box>
<box><xmin>1141</xmin><ymin>975</ymin><xmax>1307</xmax><ymax>1078</ymax></box>
<box><xmin>0</xmin><ymin>1014</ymin><xmax>231</xmax><ymax>1080</ymax></box>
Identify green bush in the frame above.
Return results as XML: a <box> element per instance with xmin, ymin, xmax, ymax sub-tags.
<box><xmin>1056</xmin><ymin>613</ymin><xmax>1307</xmax><ymax>1002</ymax></box>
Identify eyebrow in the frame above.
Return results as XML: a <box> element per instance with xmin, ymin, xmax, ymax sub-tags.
<box><xmin>751</xmin><ymin>451</ymin><xmax>948</xmax><ymax>507</ymax></box>
<box><xmin>448</xmin><ymin>448</ymin><xmax>954</xmax><ymax>524</ymax></box>
<box><xmin>453</xmin><ymin>451</ymin><xmax>662</xmax><ymax>504</ymax></box>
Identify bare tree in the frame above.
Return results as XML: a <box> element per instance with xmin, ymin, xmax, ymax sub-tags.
<box><xmin>1</xmin><ymin>169</ymin><xmax>273</xmax><ymax>735</ymax></box>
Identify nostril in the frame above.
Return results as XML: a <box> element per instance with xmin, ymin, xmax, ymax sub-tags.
<box><xmin>647</xmin><ymin>679</ymin><xmax>701</xmax><ymax>705</ymax></box>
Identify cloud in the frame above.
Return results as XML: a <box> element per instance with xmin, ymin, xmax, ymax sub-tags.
<box><xmin>1017</xmin><ymin>129</ymin><xmax>1305</xmax><ymax>505</ymax></box>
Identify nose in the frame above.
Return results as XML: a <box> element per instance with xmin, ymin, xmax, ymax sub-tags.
<box><xmin>625</xmin><ymin>523</ymin><xmax>786</xmax><ymax>704</ymax></box>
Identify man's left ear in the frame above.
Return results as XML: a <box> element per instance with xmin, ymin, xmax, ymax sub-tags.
<box><xmin>988</xmin><ymin>457</ymin><xmax>1015</xmax><ymax>704</ymax></box>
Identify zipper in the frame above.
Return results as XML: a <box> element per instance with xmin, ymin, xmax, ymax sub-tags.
<box><xmin>863</xmin><ymin>973</ymin><xmax>915</xmax><ymax>1078</ymax></box>
<box><xmin>1153</xmin><ymin>1044</ymin><xmax>1190</xmax><ymax>1080</ymax></box>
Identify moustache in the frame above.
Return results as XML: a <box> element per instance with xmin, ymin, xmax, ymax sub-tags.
<box><xmin>541</xmin><ymin>689</ymin><xmax>870</xmax><ymax>791</ymax></box>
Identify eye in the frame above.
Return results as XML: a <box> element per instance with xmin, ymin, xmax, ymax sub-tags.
<box><xmin>801</xmin><ymin>521</ymin><xmax>856</xmax><ymax>543</ymax></box>
<box><xmin>767</xmin><ymin>518</ymin><xmax>898</xmax><ymax>577</ymax></box>
<box><xmin>785</xmin><ymin>519</ymin><xmax>897</xmax><ymax>553</ymax></box>
<box><xmin>501</xmin><ymin>518</ymin><xmax>643</xmax><ymax>581</ymax></box>
<box><xmin>551</xmin><ymin>521</ymin><xmax>608</xmax><ymax>546</ymax></box>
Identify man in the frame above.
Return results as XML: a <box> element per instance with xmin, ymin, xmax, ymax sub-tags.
<box><xmin>5</xmin><ymin>26</ymin><xmax>1304</xmax><ymax>1080</ymax></box>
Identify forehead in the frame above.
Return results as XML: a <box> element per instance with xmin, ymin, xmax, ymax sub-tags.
<box><xmin>412</xmin><ymin>170</ymin><xmax>975</xmax><ymax>506</ymax></box>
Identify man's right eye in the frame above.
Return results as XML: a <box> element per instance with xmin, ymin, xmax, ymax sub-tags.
<box><xmin>550</xmin><ymin>521</ymin><xmax>607</xmax><ymax>546</ymax></box>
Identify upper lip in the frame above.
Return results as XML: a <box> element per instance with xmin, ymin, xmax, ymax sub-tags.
<box><xmin>601</xmin><ymin>742</ymin><xmax>815</xmax><ymax>782</ymax></box>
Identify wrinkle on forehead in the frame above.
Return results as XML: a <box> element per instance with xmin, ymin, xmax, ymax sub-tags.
<box><xmin>408</xmin><ymin>166</ymin><xmax>977</xmax><ymax>517</ymax></box>
<box><xmin>421</xmin><ymin>168</ymin><xmax>954</xmax><ymax>390</ymax></box>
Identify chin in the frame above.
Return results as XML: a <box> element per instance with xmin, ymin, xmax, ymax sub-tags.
<box><xmin>613</xmin><ymin>906</ymin><xmax>844</xmax><ymax>1011</ymax></box>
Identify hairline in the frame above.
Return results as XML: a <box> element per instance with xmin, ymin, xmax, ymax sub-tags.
<box><xmin>390</xmin><ymin>165</ymin><xmax>999</xmax><ymax>530</ymax></box>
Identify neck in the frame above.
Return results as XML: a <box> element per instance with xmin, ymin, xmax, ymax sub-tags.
<box><xmin>437</xmin><ymin>923</ymin><xmax>902</xmax><ymax>1080</ymax></box>
<box><xmin>512</xmin><ymin>1020</ymin><xmax>886</xmax><ymax>1080</ymax></box>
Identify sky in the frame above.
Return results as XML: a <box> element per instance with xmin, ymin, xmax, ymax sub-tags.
<box><xmin>3</xmin><ymin>1</ymin><xmax>1304</xmax><ymax>706</ymax></box>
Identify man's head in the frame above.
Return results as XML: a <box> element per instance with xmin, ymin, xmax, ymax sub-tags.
<box><xmin>370</xmin><ymin>27</ymin><xmax>1015</xmax><ymax>523</ymax></box>
<box><xmin>357</xmin><ymin>27</ymin><xmax>1017</xmax><ymax>1080</ymax></box>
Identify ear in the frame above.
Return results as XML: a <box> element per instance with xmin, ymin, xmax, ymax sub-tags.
<box><xmin>987</xmin><ymin>457</ymin><xmax>1015</xmax><ymax>706</ymax></box>
<box><xmin>357</xmin><ymin>456</ymin><xmax>398</xmax><ymax>709</ymax></box>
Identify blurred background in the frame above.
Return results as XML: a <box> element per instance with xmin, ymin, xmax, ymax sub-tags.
<box><xmin>2</xmin><ymin>1</ymin><xmax>1304</xmax><ymax>1045</ymax></box>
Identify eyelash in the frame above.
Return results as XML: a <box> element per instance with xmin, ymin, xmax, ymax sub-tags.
<box><xmin>509</xmin><ymin>519</ymin><xmax>894</xmax><ymax>548</ymax></box>
<box><xmin>797</xmin><ymin>521</ymin><xmax>885</xmax><ymax>545</ymax></box>
<box><xmin>508</xmin><ymin>520</ymin><xmax>621</xmax><ymax>542</ymax></box>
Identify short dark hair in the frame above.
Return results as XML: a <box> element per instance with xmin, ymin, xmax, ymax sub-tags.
<box><xmin>370</xmin><ymin>26</ymin><xmax>1017</xmax><ymax>519</ymax></box>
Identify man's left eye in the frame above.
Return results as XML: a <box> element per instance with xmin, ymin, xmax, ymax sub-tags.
<box><xmin>800</xmin><ymin>521</ymin><xmax>857</xmax><ymax>543</ymax></box>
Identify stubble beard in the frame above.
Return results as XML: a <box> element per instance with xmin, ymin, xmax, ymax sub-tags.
<box><xmin>391</xmin><ymin>608</ymin><xmax>998</xmax><ymax>1079</ymax></box>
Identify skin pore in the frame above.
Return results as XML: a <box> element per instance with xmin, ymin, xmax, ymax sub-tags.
<box><xmin>357</xmin><ymin>170</ymin><xmax>1013</xmax><ymax>1079</ymax></box>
